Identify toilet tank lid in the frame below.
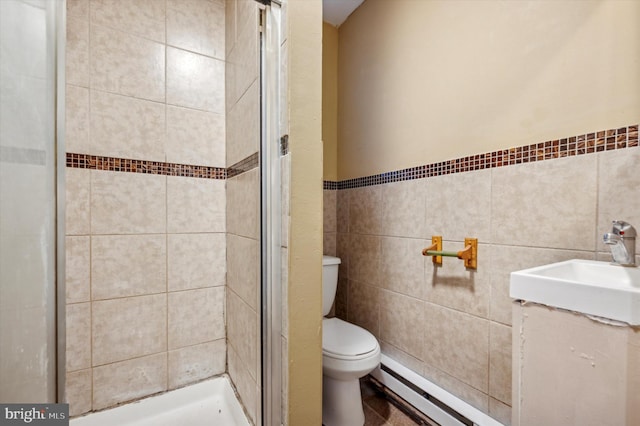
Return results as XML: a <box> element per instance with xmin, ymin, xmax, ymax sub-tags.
<box><xmin>323</xmin><ymin>255</ymin><xmax>341</xmax><ymax>266</ymax></box>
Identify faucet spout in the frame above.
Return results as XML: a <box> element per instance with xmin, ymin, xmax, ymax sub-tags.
<box><xmin>603</xmin><ymin>221</ymin><xmax>636</xmax><ymax>266</ymax></box>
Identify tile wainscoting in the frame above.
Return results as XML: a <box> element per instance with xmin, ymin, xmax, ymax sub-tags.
<box><xmin>323</xmin><ymin>123</ymin><xmax>639</xmax><ymax>425</ymax></box>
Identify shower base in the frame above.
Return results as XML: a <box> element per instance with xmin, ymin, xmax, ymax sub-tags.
<box><xmin>70</xmin><ymin>375</ymin><xmax>250</xmax><ymax>426</ymax></box>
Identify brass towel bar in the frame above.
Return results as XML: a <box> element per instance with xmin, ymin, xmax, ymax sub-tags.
<box><xmin>422</xmin><ymin>236</ymin><xmax>478</xmax><ymax>269</ymax></box>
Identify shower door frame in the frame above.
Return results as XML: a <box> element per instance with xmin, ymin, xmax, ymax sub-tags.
<box><xmin>259</xmin><ymin>1</ymin><xmax>283</xmax><ymax>425</ymax></box>
<box><xmin>55</xmin><ymin>0</ymin><xmax>67</xmax><ymax>403</ymax></box>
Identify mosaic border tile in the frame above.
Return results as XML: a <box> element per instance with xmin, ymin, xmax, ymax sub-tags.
<box><xmin>329</xmin><ymin>124</ymin><xmax>638</xmax><ymax>190</ymax></box>
<box><xmin>324</xmin><ymin>181</ymin><xmax>339</xmax><ymax>190</ymax></box>
<box><xmin>66</xmin><ymin>153</ymin><xmax>227</xmax><ymax>179</ymax></box>
<box><xmin>227</xmin><ymin>152</ymin><xmax>259</xmax><ymax>178</ymax></box>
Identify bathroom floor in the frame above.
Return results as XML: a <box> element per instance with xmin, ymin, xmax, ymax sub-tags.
<box><xmin>360</xmin><ymin>377</ymin><xmax>439</xmax><ymax>426</ymax></box>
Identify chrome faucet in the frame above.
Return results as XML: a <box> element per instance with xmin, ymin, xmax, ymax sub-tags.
<box><xmin>603</xmin><ymin>220</ymin><xmax>636</xmax><ymax>266</ymax></box>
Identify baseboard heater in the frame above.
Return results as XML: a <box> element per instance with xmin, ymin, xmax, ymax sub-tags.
<box><xmin>371</xmin><ymin>354</ymin><xmax>504</xmax><ymax>426</ymax></box>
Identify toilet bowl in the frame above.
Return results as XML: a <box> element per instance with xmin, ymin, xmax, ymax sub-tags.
<box><xmin>322</xmin><ymin>256</ymin><xmax>381</xmax><ymax>426</ymax></box>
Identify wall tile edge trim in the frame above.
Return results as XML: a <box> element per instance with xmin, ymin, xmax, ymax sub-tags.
<box><xmin>227</xmin><ymin>152</ymin><xmax>259</xmax><ymax>178</ymax></box>
<box><xmin>325</xmin><ymin>124</ymin><xmax>638</xmax><ymax>190</ymax></box>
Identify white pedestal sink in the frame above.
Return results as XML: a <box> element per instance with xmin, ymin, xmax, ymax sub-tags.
<box><xmin>510</xmin><ymin>259</ymin><xmax>640</xmax><ymax>325</ymax></box>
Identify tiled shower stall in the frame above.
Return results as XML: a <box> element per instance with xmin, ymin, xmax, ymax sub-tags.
<box><xmin>64</xmin><ymin>0</ymin><xmax>268</xmax><ymax>423</ymax></box>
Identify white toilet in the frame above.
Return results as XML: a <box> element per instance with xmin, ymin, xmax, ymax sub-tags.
<box><xmin>322</xmin><ymin>255</ymin><xmax>381</xmax><ymax>426</ymax></box>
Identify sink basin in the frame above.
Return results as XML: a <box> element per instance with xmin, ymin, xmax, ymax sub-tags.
<box><xmin>510</xmin><ymin>259</ymin><xmax>640</xmax><ymax>325</ymax></box>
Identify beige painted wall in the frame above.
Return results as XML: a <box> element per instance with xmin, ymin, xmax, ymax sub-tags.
<box><xmin>287</xmin><ymin>0</ymin><xmax>324</xmax><ymax>425</ymax></box>
<box><xmin>323</xmin><ymin>22</ymin><xmax>339</xmax><ymax>181</ymax></box>
<box><xmin>337</xmin><ymin>0</ymin><xmax>640</xmax><ymax>179</ymax></box>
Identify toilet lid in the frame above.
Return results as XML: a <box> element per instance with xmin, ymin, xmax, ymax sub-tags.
<box><xmin>322</xmin><ymin>318</ymin><xmax>378</xmax><ymax>357</ymax></box>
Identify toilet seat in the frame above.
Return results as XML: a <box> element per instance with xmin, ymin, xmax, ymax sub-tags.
<box><xmin>322</xmin><ymin>318</ymin><xmax>378</xmax><ymax>360</ymax></box>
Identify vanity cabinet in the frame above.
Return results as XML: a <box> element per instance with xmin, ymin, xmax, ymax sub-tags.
<box><xmin>512</xmin><ymin>302</ymin><xmax>640</xmax><ymax>426</ymax></box>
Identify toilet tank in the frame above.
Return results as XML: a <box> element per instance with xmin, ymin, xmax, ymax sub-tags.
<box><xmin>322</xmin><ymin>255</ymin><xmax>341</xmax><ymax>316</ymax></box>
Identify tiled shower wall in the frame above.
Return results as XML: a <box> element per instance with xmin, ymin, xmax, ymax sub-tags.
<box><xmin>324</xmin><ymin>127</ymin><xmax>640</xmax><ymax>425</ymax></box>
<box><xmin>65</xmin><ymin>0</ymin><xmax>226</xmax><ymax>416</ymax></box>
<box><xmin>225</xmin><ymin>0</ymin><xmax>261</xmax><ymax>423</ymax></box>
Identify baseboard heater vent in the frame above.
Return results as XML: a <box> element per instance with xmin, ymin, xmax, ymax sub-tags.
<box><xmin>371</xmin><ymin>354</ymin><xmax>505</xmax><ymax>426</ymax></box>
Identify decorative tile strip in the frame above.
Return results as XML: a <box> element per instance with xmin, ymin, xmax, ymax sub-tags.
<box><xmin>66</xmin><ymin>153</ymin><xmax>226</xmax><ymax>179</ymax></box>
<box><xmin>330</xmin><ymin>124</ymin><xmax>638</xmax><ymax>190</ymax></box>
<box><xmin>323</xmin><ymin>181</ymin><xmax>339</xmax><ymax>190</ymax></box>
<box><xmin>227</xmin><ymin>152</ymin><xmax>259</xmax><ymax>178</ymax></box>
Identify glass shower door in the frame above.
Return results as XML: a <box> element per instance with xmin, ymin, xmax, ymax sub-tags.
<box><xmin>0</xmin><ymin>0</ymin><xmax>62</xmax><ymax>402</ymax></box>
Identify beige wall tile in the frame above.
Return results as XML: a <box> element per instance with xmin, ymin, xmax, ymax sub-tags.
<box><xmin>66</xmin><ymin>85</ymin><xmax>89</xmax><ymax>153</ymax></box>
<box><xmin>66</xmin><ymin>369</ymin><xmax>92</xmax><ymax>417</ymax></box>
<box><xmin>380</xmin><ymin>290</ymin><xmax>424</xmax><ymax>359</ymax></box>
<box><xmin>227</xmin><ymin>289</ymin><xmax>258</xmax><ymax>380</ymax></box>
<box><xmin>348</xmin><ymin>234</ymin><xmax>382</xmax><ymax>286</ymax></box>
<box><xmin>91</xmin><ymin>234</ymin><xmax>167</xmax><ymax>300</ymax></box>
<box><xmin>423</xmin><ymin>303</ymin><xmax>489</xmax><ymax>393</ymax></box>
<box><xmin>167</xmin><ymin>47</ymin><xmax>224</xmax><ymax>113</ymax></box>
<box><xmin>425</xmin><ymin>241</ymin><xmax>491</xmax><ymax>319</ymax></box>
<box><xmin>166</xmin><ymin>105</ymin><xmax>225</xmax><ymax>167</ymax></box>
<box><xmin>323</xmin><ymin>189</ymin><xmax>337</xmax><ymax>233</ymax></box>
<box><xmin>93</xmin><ymin>353</ymin><xmax>167</xmax><ymax>410</ymax></box>
<box><xmin>66</xmin><ymin>14</ymin><xmax>89</xmax><ymax>88</ymax></box>
<box><xmin>167</xmin><ymin>0</ymin><xmax>224</xmax><ymax>59</ymax></box>
<box><xmin>489</xmin><ymin>245</ymin><xmax>594</xmax><ymax>326</ymax></box>
<box><xmin>349</xmin><ymin>186</ymin><xmax>383</xmax><ymax>236</ymax></box>
<box><xmin>168</xmin><ymin>233</ymin><xmax>226</xmax><ymax>291</ymax></box>
<box><xmin>323</xmin><ymin>232</ymin><xmax>337</xmax><ymax>256</ymax></box>
<box><xmin>66</xmin><ymin>302</ymin><xmax>91</xmax><ymax>372</ymax></box>
<box><xmin>90</xmin><ymin>25</ymin><xmax>165</xmax><ymax>102</ymax></box>
<box><xmin>226</xmin><ymin>234</ymin><xmax>258</xmax><ymax>309</ymax></box>
<box><xmin>225</xmin><ymin>0</ymin><xmax>236</xmax><ymax>57</ymax></box>
<box><xmin>226</xmin><ymin>169</ymin><xmax>259</xmax><ymax>238</ymax></box>
<box><xmin>597</xmin><ymin>148</ymin><xmax>640</xmax><ymax>252</ymax></box>
<box><xmin>92</xmin><ymin>294</ymin><xmax>167</xmax><ymax>365</ymax></box>
<box><xmin>167</xmin><ymin>177</ymin><xmax>225</xmax><ymax>233</ymax></box>
<box><xmin>489</xmin><ymin>321</ymin><xmax>512</xmax><ymax>405</ymax></box>
<box><xmin>491</xmin><ymin>155</ymin><xmax>597</xmax><ymax>249</ymax></box>
<box><xmin>421</xmin><ymin>360</ymin><xmax>490</xmax><ymax>413</ymax></box>
<box><xmin>90</xmin><ymin>90</ymin><xmax>166</xmax><ymax>161</ymax></box>
<box><xmin>168</xmin><ymin>339</ymin><xmax>226</xmax><ymax>390</ymax></box>
<box><xmin>66</xmin><ymin>168</ymin><xmax>90</xmax><ymax>235</ymax></box>
<box><xmin>381</xmin><ymin>180</ymin><xmax>428</xmax><ymax>238</ymax></box>
<box><xmin>336</xmin><ymin>233</ymin><xmax>350</xmax><ymax>278</ymax></box>
<box><xmin>90</xmin><ymin>0</ymin><xmax>166</xmax><ymax>43</ymax></box>
<box><xmin>336</xmin><ymin>189</ymin><xmax>350</xmax><ymax>234</ymax></box>
<box><xmin>425</xmin><ymin>170</ymin><xmax>491</xmax><ymax>242</ymax></box>
<box><xmin>228</xmin><ymin>344</ymin><xmax>257</xmax><ymax>424</ymax></box>
<box><xmin>231</xmin><ymin>5</ymin><xmax>258</xmax><ymax>105</ymax></box>
<box><xmin>91</xmin><ymin>171</ymin><xmax>166</xmax><ymax>234</ymax></box>
<box><xmin>380</xmin><ymin>237</ymin><xmax>427</xmax><ymax>300</ymax></box>
<box><xmin>334</xmin><ymin>274</ymin><xmax>348</xmax><ymax>320</ymax></box>
<box><xmin>489</xmin><ymin>398</ymin><xmax>512</xmax><ymax>426</ymax></box>
<box><xmin>380</xmin><ymin>341</ymin><xmax>425</xmax><ymax>376</ymax></box>
<box><xmin>226</xmin><ymin>81</ymin><xmax>259</xmax><ymax>166</ymax></box>
<box><xmin>347</xmin><ymin>279</ymin><xmax>380</xmax><ymax>338</ymax></box>
<box><xmin>67</xmin><ymin>0</ymin><xmax>89</xmax><ymax>19</ymax></box>
<box><xmin>66</xmin><ymin>236</ymin><xmax>90</xmax><ymax>304</ymax></box>
<box><xmin>168</xmin><ymin>287</ymin><xmax>225</xmax><ymax>349</ymax></box>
